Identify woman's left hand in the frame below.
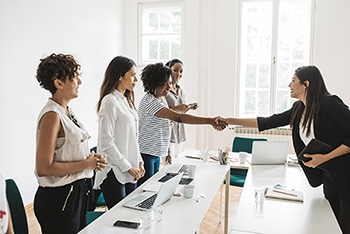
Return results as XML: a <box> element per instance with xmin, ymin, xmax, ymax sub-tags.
<box><xmin>165</xmin><ymin>155</ymin><xmax>172</xmax><ymax>164</ymax></box>
<box><xmin>303</xmin><ymin>153</ymin><xmax>327</xmax><ymax>168</ymax></box>
<box><xmin>139</xmin><ymin>163</ymin><xmax>145</xmax><ymax>178</ymax></box>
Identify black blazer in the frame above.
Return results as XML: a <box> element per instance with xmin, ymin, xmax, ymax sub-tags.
<box><xmin>257</xmin><ymin>95</ymin><xmax>350</xmax><ymax>187</ymax></box>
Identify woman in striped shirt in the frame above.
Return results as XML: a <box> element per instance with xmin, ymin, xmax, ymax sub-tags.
<box><xmin>137</xmin><ymin>63</ymin><xmax>226</xmax><ymax>186</ymax></box>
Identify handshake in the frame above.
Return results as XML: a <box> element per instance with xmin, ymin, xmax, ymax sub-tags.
<box><xmin>212</xmin><ymin>117</ymin><xmax>228</xmax><ymax>131</ymax></box>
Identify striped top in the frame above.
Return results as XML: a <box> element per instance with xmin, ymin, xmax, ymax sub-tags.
<box><xmin>138</xmin><ymin>93</ymin><xmax>171</xmax><ymax>157</ymax></box>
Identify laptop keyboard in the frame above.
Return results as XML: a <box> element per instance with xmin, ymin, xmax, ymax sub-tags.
<box><xmin>136</xmin><ymin>193</ymin><xmax>158</xmax><ymax>210</ymax></box>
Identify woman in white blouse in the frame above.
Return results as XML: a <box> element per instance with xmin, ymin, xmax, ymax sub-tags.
<box><xmin>94</xmin><ymin>56</ymin><xmax>145</xmax><ymax>209</ymax></box>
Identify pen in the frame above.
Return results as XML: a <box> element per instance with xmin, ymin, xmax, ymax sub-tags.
<box><xmin>272</xmin><ymin>188</ymin><xmax>298</xmax><ymax>197</ymax></box>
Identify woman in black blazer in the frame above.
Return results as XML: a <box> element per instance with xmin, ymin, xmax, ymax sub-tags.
<box><xmin>223</xmin><ymin>65</ymin><xmax>350</xmax><ymax>233</ymax></box>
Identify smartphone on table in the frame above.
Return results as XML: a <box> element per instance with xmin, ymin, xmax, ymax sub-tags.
<box><xmin>113</xmin><ymin>220</ymin><xmax>140</xmax><ymax>229</ymax></box>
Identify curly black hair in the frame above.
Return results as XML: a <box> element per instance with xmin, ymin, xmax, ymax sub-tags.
<box><xmin>36</xmin><ymin>53</ymin><xmax>81</xmax><ymax>94</ymax></box>
<box><xmin>140</xmin><ymin>63</ymin><xmax>172</xmax><ymax>94</ymax></box>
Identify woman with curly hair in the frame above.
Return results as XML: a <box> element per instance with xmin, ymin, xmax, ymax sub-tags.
<box><xmin>33</xmin><ymin>53</ymin><xmax>107</xmax><ymax>234</ymax></box>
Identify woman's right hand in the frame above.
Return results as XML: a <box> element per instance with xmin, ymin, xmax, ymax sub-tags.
<box><xmin>128</xmin><ymin>167</ymin><xmax>142</xmax><ymax>180</ymax></box>
<box><xmin>87</xmin><ymin>153</ymin><xmax>108</xmax><ymax>171</ymax></box>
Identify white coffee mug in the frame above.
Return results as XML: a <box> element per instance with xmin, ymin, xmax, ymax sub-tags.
<box><xmin>183</xmin><ymin>184</ymin><xmax>195</xmax><ymax>198</ymax></box>
<box><xmin>239</xmin><ymin>151</ymin><xmax>248</xmax><ymax>164</ymax></box>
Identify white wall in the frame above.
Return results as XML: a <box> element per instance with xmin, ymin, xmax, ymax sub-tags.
<box><xmin>1</xmin><ymin>0</ymin><xmax>349</xmax><ymax>205</ymax></box>
<box><xmin>0</xmin><ymin>0</ymin><xmax>124</xmax><ymax>204</ymax></box>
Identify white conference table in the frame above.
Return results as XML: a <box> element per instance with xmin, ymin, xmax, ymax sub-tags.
<box><xmin>78</xmin><ymin>151</ymin><xmax>231</xmax><ymax>234</ymax></box>
<box><xmin>231</xmin><ymin>164</ymin><xmax>342</xmax><ymax>234</ymax></box>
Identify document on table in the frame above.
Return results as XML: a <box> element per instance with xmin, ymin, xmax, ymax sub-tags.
<box><xmin>265</xmin><ymin>187</ymin><xmax>304</xmax><ymax>202</ymax></box>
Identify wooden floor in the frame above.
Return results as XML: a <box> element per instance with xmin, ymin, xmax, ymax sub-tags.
<box><xmin>26</xmin><ymin>186</ymin><xmax>243</xmax><ymax>234</ymax></box>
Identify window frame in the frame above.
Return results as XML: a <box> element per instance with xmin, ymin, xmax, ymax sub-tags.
<box><xmin>137</xmin><ymin>1</ymin><xmax>185</xmax><ymax>66</ymax></box>
<box><xmin>235</xmin><ymin>0</ymin><xmax>316</xmax><ymax>117</ymax></box>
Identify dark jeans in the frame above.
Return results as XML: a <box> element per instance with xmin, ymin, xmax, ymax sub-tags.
<box><xmin>137</xmin><ymin>153</ymin><xmax>160</xmax><ymax>186</ymax></box>
<box><xmin>100</xmin><ymin>170</ymin><xmax>137</xmax><ymax>210</ymax></box>
<box><xmin>34</xmin><ymin>178</ymin><xmax>92</xmax><ymax>234</ymax></box>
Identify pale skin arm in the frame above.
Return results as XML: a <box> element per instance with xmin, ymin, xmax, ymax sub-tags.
<box><xmin>171</xmin><ymin>104</ymin><xmax>190</xmax><ymax>113</ymax></box>
<box><xmin>36</xmin><ymin>112</ymin><xmax>107</xmax><ymax>177</ymax></box>
<box><xmin>303</xmin><ymin>144</ymin><xmax>350</xmax><ymax>168</ymax></box>
<box><xmin>171</xmin><ymin>103</ymin><xmax>199</xmax><ymax>114</ymax></box>
<box><xmin>221</xmin><ymin>117</ymin><xmax>259</xmax><ymax>128</ymax></box>
<box><xmin>156</xmin><ymin>107</ymin><xmax>227</xmax><ymax>130</ymax></box>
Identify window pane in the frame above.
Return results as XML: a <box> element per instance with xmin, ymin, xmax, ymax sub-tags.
<box><xmin>140</xmin><ymin>4</ymin><xmax>182</xmax><ymax>63</ymax></box>
<box><xmin>239</xmin><ymin>0</ymin><xmax>272</xmax><ymax>117</ymax></box>
<box><xmin>238</xmin><ymin>0</ymin><xmax>311</xmax><ymax>117</ymax></box>
<box><xmin>160</xmin><ymin>39</ymin><xmax>170</xmax><ymax>60</ymax></box>
<box><xmin>275</xmin><ymin>0</ymin><xmax>311</xmax><ymax>112</ymax></box>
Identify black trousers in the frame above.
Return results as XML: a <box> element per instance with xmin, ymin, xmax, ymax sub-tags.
<box><xmin>34</xmin><ymin>178</ymin><xmax>92</xmax><ymax>234</ymax></box>
<box><xmin>323</xmin><ymin>169</ymin><xmax>350</xmax><ymax>234</ymax></box>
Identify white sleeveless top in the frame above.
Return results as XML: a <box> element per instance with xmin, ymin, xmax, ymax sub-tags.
<box><xmin>35</xmin><ymin>99</ymin><xmax>93</xmax><ymax>187</ymax></box>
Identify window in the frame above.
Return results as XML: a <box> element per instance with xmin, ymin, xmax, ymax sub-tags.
<box><xmin>237</xmin><ymin>0</ymin><xmax>314</xmax><ymax>117</ymax></box>
<box><xmin>138</xmin><ymin>2</ymin><xmax>183</xmax><ymax>64</ymax></box>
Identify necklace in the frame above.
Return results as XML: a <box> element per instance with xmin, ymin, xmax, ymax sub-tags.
<box><xmin>66</xmin><ymin>107</ymin><xmax>80</xmax><ymax>128</ymax></box>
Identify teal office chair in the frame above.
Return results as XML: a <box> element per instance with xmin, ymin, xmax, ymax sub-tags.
<box><xmin>229</xmin><ymin>136</ymin><xmax>268</xmax><ymax>186</ymax></box>
<box><xmin>219</xmin><ymin>136</ymin><xmax>268</xmax><ymax>222</ymax></box>
<box><xmin>5</xmin><ymin>178</ymin><xmax>29</xmax><ymax>234</ymax></box>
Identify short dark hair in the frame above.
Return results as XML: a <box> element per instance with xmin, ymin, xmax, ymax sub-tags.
<box><xmin>36</xmin><ymin>53</ymin><xmax>81</xmax><ymax>94</ymax></box>
<box><xmin>165</xmin><ymin>58</ymin><xmax>183</xmax><ymax>68</ymax></box>
<box><xmin>141</xmin><ymin>63</ymin><xmax>172</xmax><ymax>94</ymax></box>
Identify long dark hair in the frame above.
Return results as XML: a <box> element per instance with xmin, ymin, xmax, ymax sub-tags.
<box><xmin>290</xmin><ymin>65</ymin><xmax>330</xmax><ymax>136</ymax></box>
<box><xmin>97</xmin><ymin>56</ymin><xmax>136</xmax><ymax>112</ymax></box>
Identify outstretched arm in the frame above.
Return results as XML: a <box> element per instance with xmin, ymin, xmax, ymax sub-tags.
<box><xmin>221</xmin><ymin>117</ymin><xmax>259</xmax><ymax>128</ymax></box>
<box><xmin>155</xmin><ymin>107</ymin><xmax>227</xmax><ymax>130</ymax></box>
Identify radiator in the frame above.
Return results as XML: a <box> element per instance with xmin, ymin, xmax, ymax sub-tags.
<box><xmin>233</xmin><ymin>126</ymin><xmax>294</xmax><ymax>153</ymax></box>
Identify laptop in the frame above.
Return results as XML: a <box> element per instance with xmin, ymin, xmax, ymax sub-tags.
<box><xmin>247</xmin><ymin>141</ymin><xmax>289</xmax><ymax>165</ymax></box>
<box><xmin>184</xmin><ymin>146</ymin><xmax>209</xmax><ymax>160</ymax></box>
<box><xmin>123</xmin><ymin>173</ymin><xmax>182</xmax><ymax>211</ymax></box>
<box><xmin>159</xmin><ymin>164</ymin><xmax>197</xmax><ymax>185</ymax></box>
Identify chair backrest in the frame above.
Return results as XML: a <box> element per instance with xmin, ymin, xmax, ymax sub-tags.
<box><xmin>5</xmin><ymin>179</ymin><xmax>29</xmax><ymax>234</ymax></box>
<box><xmin>232</xmin><ymin>136</ymin><xmax>268</xmax><ymax>153</ymax></box>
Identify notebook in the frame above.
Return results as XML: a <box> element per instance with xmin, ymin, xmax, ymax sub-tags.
<box><xmin>246</xmin><ymin>141</ymin><xmax>289</xmax><ymax>165</ymax></box>
<box><xmin>123</xmin><ymin>173</ymin><xmax>182</xmax><ymax>211</ymax></box>
<box><xmin>297</xmin><ymin>138</ymin><xmax>333</xmax><ymax>162</ymax></box>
